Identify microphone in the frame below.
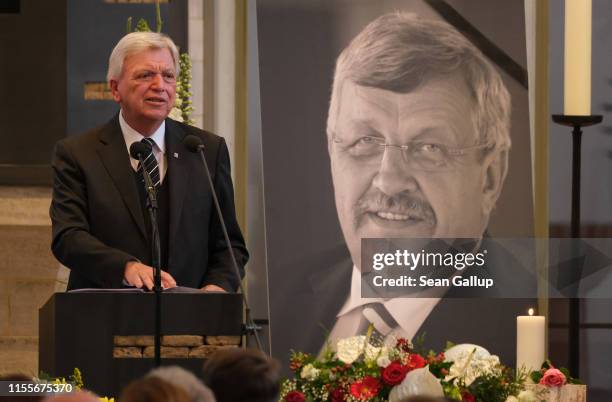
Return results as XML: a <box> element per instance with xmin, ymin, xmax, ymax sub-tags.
<box><xmin>129</xmin><ymin>141</ymin><xmax>152</xmax><ymax>160</ymax></box>
<box><xmin>128</xmin><ymin>139</ymin><xmax>163</xmax><ymax>367</ymax></box>
<box><xmin>183</xmin><ymin>134</ymin><xmax>263</xmax><ymax>352</ymax></box>
<box><xmin>183</xmin><ymin>135</ymin><xmax>204</xmax><ymax>153</ymax></box>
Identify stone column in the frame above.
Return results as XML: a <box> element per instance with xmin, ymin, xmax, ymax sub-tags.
<box><xmin>0</xmin><ymin>186</ymin><xmax>59</xmax><ymax>375</ymax></box>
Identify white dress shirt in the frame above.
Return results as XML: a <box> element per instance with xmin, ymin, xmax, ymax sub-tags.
<box><xmin>119</xmin><ymin>111</ymin><xmax>167</xmax><ymax>183</ymax></box>
<box><xmin>328</xmin><ymin>264</ymin><xmax>442</xmax><ymax>343</ymax></box>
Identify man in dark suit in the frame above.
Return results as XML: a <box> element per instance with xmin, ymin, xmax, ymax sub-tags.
<box><xmin>50</xmin><ymin>31</ymin><xmax>248</xmax><ymax>291</ymax></box>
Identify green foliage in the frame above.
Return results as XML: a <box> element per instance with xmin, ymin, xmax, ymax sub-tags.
<box><xmin>38</xmin><ymin>368</ymin><xmax>84</xmax><ymax>389</ymax></box>
<box><xmin>442</xmin><ymin>382</ymin><xmax>462</xmax><ymax>400</ymax></box>
<box><xmin>155</xmin><ymin>0</ymin><xmax>162</xmax><ymax>33</ymax></box>
<box><xmin>71</xmin><ymin>368</ymin><xmax>84</xmax><ymax>389</ymax></box>
<box><xmin>177</xmin><ymin>53</ymin><xmax>194</xmax><ymax>125</ymax></box>
<box><xmin>126</xmin><ymin>0</ymin><xmax>161</xmax><ymax>33</ymax></box>
<box><xmin>135</xmin><ymin>18</ymin><xmax>151</xmax><ymax>32</ymax></box>
<box><xmin>468</xmin><ymin>367</ymin><xmax>526</xmax><ymax>402</ymax></box>
<box><xmin>411</xmin><ymin>332</ymin><xmax>427</xmax><ymax>355</ymax></box>
<box><xmin>428</xmin><ymin>359</ymin><xmax>453</xmax><ymax>379</ymax></box>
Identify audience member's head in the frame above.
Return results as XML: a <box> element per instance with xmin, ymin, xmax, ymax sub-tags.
<box><xmin>42</xmin><ymin>391</ymin><xmax>100</xmax><ymax>402</ymax></box>
<box><xmin>201</xmin><ymin>348</ymin><xmax>280</xmax><ymax>402</ymax></box>
<box><xmin>120</xmin><ymin>376</ymin><xmax>192</xmax><ymax>402</ymax></box>
<box><xmin>396</xmin><ymin>397</ymin><xmax>456</xmax><ymax>402</ymax></box>
<box><xmin>148</xmin><ymin>365</ymin><xmax>215</xmax><ymax>402</ymax></box>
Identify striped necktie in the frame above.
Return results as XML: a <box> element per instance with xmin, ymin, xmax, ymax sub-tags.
<box><xmin>362</xmin><ymin>303</ymin><xmax>413</xmax><ymax>344</ymax></box>
<box><xmin>137</xmin><ymin>137</ymin><xmax>160</xmax><ymax>188</ymax></box>
<box><xmin>361</xmin><ymin>303</ymin><xmax>398</xmax><ymax>337</ymax></box>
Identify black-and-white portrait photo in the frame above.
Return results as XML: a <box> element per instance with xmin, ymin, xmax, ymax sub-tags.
<box><xmin>254</xmin><ymin>0</ymin><xmax>534</xmax><ymax>367</ymax></box>
<box><xmin>326</xmin><ymin>11</ymin><xmax>511</xmax><ymax>270</ymax></box>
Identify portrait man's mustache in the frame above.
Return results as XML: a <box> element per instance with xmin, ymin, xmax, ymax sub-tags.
<box><xmin>354</xmin><ymin>189</ymin><xmax>436</xmax><ymax>232</ymax></box>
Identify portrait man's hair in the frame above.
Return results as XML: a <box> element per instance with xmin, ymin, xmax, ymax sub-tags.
<box><xmin>327</xmin><ymin>12</ymin><xmax>511</xmax><ymax>154</ymax></box>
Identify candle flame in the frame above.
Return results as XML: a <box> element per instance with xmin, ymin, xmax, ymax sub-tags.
<box><xmin>528</xmin><ymin>308</ymin><xmax>534</xmax><ymax>316</ymax></box>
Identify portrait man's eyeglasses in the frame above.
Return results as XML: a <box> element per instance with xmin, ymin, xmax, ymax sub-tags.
<box><xmin>330</xmin><ymin>132</ymin><xmax>495</xmax><ymax>172</ymax></box>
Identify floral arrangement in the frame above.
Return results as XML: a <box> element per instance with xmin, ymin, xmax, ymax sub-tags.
<box><xmin>38</xmin><ymin>367</ymin><xmax>84</xmax><ymax>389</ymax></box>
<box><xmin>38</xmin><ymin>368</ymin><xmax>114</xmax><ymax>401</ymax></box>
<box><xmin>280</xmin><ymin>329</ymin><xmax>529</xmax><ymax>402</ymax></box>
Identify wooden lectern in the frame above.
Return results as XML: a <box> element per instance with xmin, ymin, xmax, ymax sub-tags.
<box><xmin>39</xmin><ymin>291</ymin><xmax>243</xmax><ymax>397</ymax></box>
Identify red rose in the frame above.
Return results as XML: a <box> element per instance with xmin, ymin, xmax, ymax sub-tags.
<box><xmin>350</xmin><ymin>376</ymin><xmax>381</xmax><ymax>400</ymax></box>
<box><xmin>329</xmin><ymin>387</ymin><xmax>347</xmax><ymax>402</ymax></box>
<box><xmin>461</xmin><ymin>390</ymin><xmax>476</xmax><ymax>402</ymax></box>
<box><xmin>539</xmin><ymin>368</ymin><xmax>567</xmax><ymax>387</ymax></box>
<box><xmin>284</xmin><ymin>390</ymin><xmax>306</xmax><ymax>402</ymax></box>
<box><xmin>381</xmin><ymin>361</ymin><xmax>408</xmax><ymax>385</ymax></box>
<box><xmin>406</xmin><ymin>353</ymin><xmax>427</xmax><ymax>371</ymax></box>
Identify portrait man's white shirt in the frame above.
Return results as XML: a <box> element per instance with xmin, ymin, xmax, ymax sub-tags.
<box><xmin>328</xmin><ymin>264</ymin><xmax>442</xmax><ymax>343</ymax></box>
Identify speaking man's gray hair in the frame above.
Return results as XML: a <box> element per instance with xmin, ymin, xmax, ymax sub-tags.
<box><xmin>148</xmin><ymin>366</ymin><xmax>216</xmax><ymax>402</ymax></box>
<box><xmin>107</xmin><ymin>31</ymin><xmax>180</xmax><ymax>82</ymax></box>
<box><xmin>327</xmin><ymin>12</ymin><xmax>511</xmax><ymax>153</ymax></box>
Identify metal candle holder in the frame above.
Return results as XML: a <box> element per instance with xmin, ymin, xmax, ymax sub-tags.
<box><xmin>551</xmin><ymin>113</ymin><xmax>603</xmax><ymax>377</ymax></box>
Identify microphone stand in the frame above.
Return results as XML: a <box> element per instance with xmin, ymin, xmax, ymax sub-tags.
<box><xmin>136</xmin><ymin>153</ymin><xmax>163</xmax><ymax>367</ymax></box>
<box><xmin>193</xmin><ymin>146</ymin><xmax>263</xmax><ymax>351</ymax></box>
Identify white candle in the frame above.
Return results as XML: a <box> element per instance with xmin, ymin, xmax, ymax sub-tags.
<box><xmin>517</xmin><ymin>308</ymin><xmax>546</xmax><ymax>374</ymax></box>
<box><xmin>564</xmin><ymin>0</ymin><xmax>592</xmax><ymax>115</ymax></box>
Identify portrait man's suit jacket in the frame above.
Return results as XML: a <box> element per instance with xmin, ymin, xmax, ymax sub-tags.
<box><xmin>50</xmin><ymin>115</ymin><xmax>248</xmax><ymax>291</ymax></box>
<box><xmin>270</xmin><ymin>240</ymin><xmax>534</xmax><ymax>370</ymax></box>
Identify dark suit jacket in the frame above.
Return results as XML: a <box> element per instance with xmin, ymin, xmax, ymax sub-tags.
<box><xmin>50</xmin><ymin>115</ymin><xmax>248</xmax><ymax>291</ymax></box>
<box><xmin>269</xmin><ymin>240</ymin><xmax>534</xmax><ymax>371</ymax></box>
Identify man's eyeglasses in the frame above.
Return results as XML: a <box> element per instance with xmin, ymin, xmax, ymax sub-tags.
<box><xmin>331</xmin><ymin>133</ymin><xmax>495</xmax><ymax>172</ymax></box>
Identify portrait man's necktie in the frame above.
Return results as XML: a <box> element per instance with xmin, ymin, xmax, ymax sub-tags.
<box><xmin>137</xmin><ymin>137</ymin><xmax>160</xmax><ymax>188</ymax></box>
<box><xmin>361</xmin><ymin>303</ymin><xmax>397</xmax><ymax>337</ymax></box>
<box><xmin>328</xmin><ymin>302</ymin><xmax>398</xmax><ymax>342</ymax></box>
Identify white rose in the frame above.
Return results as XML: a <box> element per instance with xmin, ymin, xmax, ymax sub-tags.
<box><xmin>374</xmin><ymin>345</ymin><xmax>391</xmax><ymax>367</ymax></box>
<box><xmin>377</xmin><ymin>355</ymin><xmax>391</xmax><ymax>368</ymax></box>
<box><xmin>445</xmin><ymin>344</ymin><xmax>490</xmax><ymax>362</ymax></box>
<box><xmin>336</xmin><ymin>336</ymin><xmax>366</xmax><ymax>364</ymax></box>
<box><xmin>445</xmin><ymin>348</ymin><xmax>501</xmax><ymax>386</ymax></box>
<box><xmin>505</xmin><ymin>396</ymin><xmax>519</xmax><ymax>402</ymax></box>
<box><xmin>300</xmin><ymin>363</ymin><xmax>320</xmax><ymax>380</ymax></box>
<box><xmin>518</xmin><ymin>390</ymin><xmax>538</xmax><ymax>402</ymax></box>
<box><xmin>364</xmin><ymin>343</ymin><xmax>381</xmax><ymax>362</ymax></box>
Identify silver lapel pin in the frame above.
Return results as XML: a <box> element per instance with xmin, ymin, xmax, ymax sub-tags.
<box><xmin>173</xmin><ymin>152</ymin><xmax>179</xmax><ymax>159</ymax></box>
